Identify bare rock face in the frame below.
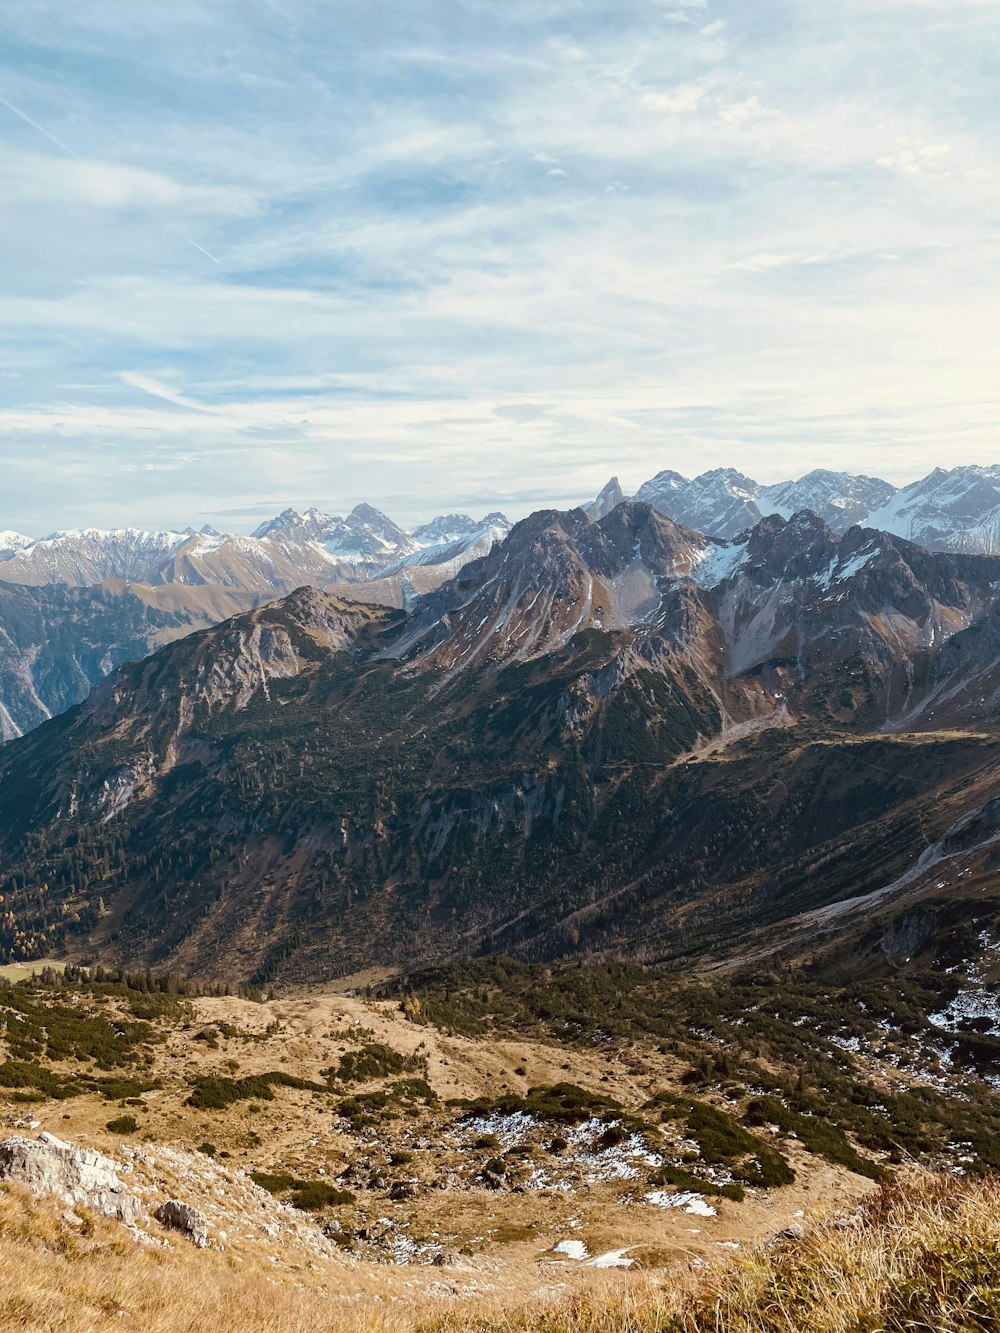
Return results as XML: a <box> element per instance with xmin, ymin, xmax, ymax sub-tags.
<box><xmin>0</xmin><ymin>1132</ymin><xmax>143</xmax><ymax>1224</ymax></box>
<box><xmin>154</xmin><ymin>1198</ymin><xmax>210</xmax><ymax>1247</ymax></box>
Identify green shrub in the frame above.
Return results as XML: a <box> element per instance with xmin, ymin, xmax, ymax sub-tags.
<box><xmin>250</xmin><ymin>1172</ymin><xmax>354</xmax><ymax>1211</ymax></box>
<box><xmin>0</xmin><ymin>1060</ymin><xmax>76</xmax><ymax>1100</ymax></box>
<box><xmin>105</xmin><ymin>1114</ymin><xmax>139</xmax><ymax>1134</ymax></box>
<box><xmin>326</xmin><ymin>1043</ymin><xmax>422</xmax><ymax>1084</ymax></box>
<box><xmin>462</xmin><ymin>1082</ymin><xmax>621</xmax><ymax>1126</ymax></box>
<box><xmin>745</xmin><ymin>1096</ymin><xmax>887</xmax><ymax>1181</ymax></box>
<box><xmin>186</xmin><ymin>1070</ymin><xmax>326</xmax><ymax>1109</ymax></box>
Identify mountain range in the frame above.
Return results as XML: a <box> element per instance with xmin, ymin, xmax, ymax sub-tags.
<box><xmin>0</xmin><ymin>507</ymin><xmax>511</xmax><ymax>738</ymax></box>
<box><xmin>3</xmin><ymin>497</ymin><xmax>1000</xmax><ymax>989</ymax></box>
<box><xmin>3</xmin><ymin>462</ymin><xmax>1000</xmax><ymax>743</ymax></box>
<box><xmin>0</xmin><ymin>505</ymin><xmax>512</xmax><ymax>595</ymax></box>
<box><xmin>625</xmin><ymin>462</ymin><xmax>1000</xmax><ymax>548</ymax></box>
<box><xmin>5</xmin><ymin>463</ymin><xmax>1000</xmax><ymax>598</ymax></box>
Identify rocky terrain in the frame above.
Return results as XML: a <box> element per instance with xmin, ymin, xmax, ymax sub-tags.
<box><xmin>0</xmin><ymin>960</ymin><xmax>999</xmax><ymax>1330</ymax></box>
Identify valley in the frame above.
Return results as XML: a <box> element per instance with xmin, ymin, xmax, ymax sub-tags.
<box><xmin>2</xmin><ymin>501</ymin><xmax>1000</xmax><ymax>988</ymax></box>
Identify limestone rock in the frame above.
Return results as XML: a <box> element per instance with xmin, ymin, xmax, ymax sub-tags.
<box><xmin>0</xmin><ymin>1132</ymin><xmax>143</xmax><ymax>1224</ymax></box>
<box><xmin>154</xmin><ymin>1199</ymin><xmax>210</xmax><ymax>1247</ymax></box>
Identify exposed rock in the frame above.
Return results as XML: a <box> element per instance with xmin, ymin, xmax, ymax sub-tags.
<box><xmin>0</xmin><ymin>1132</ymin><xmax>143</xmax><ymax>1224</ymax></box>
<box><xmin>765</xmin><ymin>1222</ymin><xmax>806</xmax><ymax>1247</ymax></box>
<box><xmin>154</xmin><ymin>1198</ymin><xmax>210</xmax><ymax>1247</ymax></box>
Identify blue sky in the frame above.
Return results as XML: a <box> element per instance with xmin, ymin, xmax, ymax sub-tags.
<box><xmin>0</xmin><ymin>0</ymin><xmax>998</xmax><ymax>533</ymax></box>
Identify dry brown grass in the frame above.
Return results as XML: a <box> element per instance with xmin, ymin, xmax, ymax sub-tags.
<box><xmin>0</xmin><ymin>1183</ymin><xmax>430</xmax><ymax>1333</ymax></box>
<box><xmin>418</xmin><ymin>1172</ymin><xmax>1000</xmax><ymax>1333</ymax></box>
<box><xmin>2</xmin><ymin>1172</ymin><xmax>999</xmax><ymax>1333</ymax></box>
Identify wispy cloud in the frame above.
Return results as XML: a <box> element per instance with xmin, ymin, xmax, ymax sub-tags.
<box><xmin>0</xmin><ymin>0</ymin><xmax>998</xmax><ymax>534</ymax></box>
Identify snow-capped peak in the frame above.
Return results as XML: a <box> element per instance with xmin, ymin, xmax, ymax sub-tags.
<box><xmin>0</xmin><ymin>531</ymin><xmax>33</xmax><ymax>559</ymax></box>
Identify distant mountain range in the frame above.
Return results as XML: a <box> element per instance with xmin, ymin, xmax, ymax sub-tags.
<box><xmin>622</xmin><ymin>463</ymin><xmax>1000</xmax><ymax>549</ymax></box>
<box><xmin>0</xmin><ymin>505</ymin><xmax>512</xmax><ymax>595</ymax></box>
<box><xmin>5</xmin><ymin>464</ymin><xmax>1000</xmax><ymax>596</ymax></box>
<box><xmin>4</xmin><ymin>498</ymin><xmax>1000</xmax><ymax>985</ymax></box>
<box><xmin>1</xmin><ymin>462</ymin><xmax>999</xmax><ymax>743</ymax></box>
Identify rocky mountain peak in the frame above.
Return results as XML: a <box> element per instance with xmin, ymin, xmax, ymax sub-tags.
<box><xmin>739</xmin><ymin>509</ymin><xmax>838</xmax><ymax>580</ymax></box>
<box><xmin>584</xmin><ymin>476</ymin><xmax>626</xmax><ymax>521</ymax></box>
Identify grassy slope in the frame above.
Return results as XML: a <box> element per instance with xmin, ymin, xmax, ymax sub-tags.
<box><xmin>423</xmin><ymin>1173</ymin><xmax>1000</xmax><ymax>1333</ymax></box>
<box><xmin>1</xmin><ymin>1173</ymin><xmax>997</xmax><ymax>1333</ymax></box>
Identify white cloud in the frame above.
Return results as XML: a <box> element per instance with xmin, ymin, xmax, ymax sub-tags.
<box><xmin>876</xmin><ymin>138</ymin><xmax>952</xmax><ymax>178</ymax></box>
<box><xmin>119</xmin><ymin>371</ymin><xmax>221</xmax><ymax>412</ymax></box>
<box><xmin>642</xmin><ymin>81</ymin><xmax>709</xmax><ymax>115</ymax></box>
<box><xmin>0</xmin><ymin>0</ymin><xmax>997</xmax><ymax>532</ymax></box>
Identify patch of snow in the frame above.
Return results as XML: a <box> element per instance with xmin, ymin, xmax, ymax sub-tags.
<box><xmin>690</xmin><ymin>539</ymin><xmax>749</xmax><ymax>589</ymax></box>
<box><xmin>554</xmin><ymin>1239</ymin><xmax>589</xmax><ymax>1260</ymax></box>
<box><xmin>644</xmin><ymin>1191</ymin><xmax>716</xmax><ymax>1216</ymax></box>
<box><xmin>929</xmin><ymin>987</ymin><xmax>1000</xmax><ymax>1033</ymax></box>
<box><xmin>590</xmin><ymin>1248</ymin><xmax>634</xmax><ymax>1268</ymax></box>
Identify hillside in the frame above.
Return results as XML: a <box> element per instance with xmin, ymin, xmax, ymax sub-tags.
<box><xmin>0</xmin><ymin>962</ymin><xmax>999</xmax><ymax>1331</ymax></box>
<box><xmin>0</xmin><ymin>579</ymin><xmax>262</xmax><ymax>740</ymax></box>
<box><xmin>0</xmin><ymin>503</ymin><xmax>999</xmax><ymax>995</ymax></box>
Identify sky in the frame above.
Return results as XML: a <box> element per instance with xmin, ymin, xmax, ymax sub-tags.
<box><xmin>0</xmin><ymin>0</ymin><xmax>998</xmax><ymax>535</ymax></box>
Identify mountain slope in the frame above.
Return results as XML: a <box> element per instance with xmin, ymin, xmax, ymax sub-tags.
<box><xmin>0</xmin><ymin>578</ymin><xmax>261</xmax><ymax>740</ymax></box>
<box><xmin>759</xmin><ymin>469</ymin><xmax>896</xmax><ymax>529</ymax></box>
<box><xmin>3</xmin><ymin>505</ymin><xmax>1000</xmax><ymax>985</ymax></box>
<box><xmin>0</xmin><ymin>529</ymin><xmax>192</xmax><ymax>586</ymax></box>
<box><xmin>621</xmin><ymin>462</ymin><xmax>1000</xmax><ymax>555</ymax></box>
<box><xmin>867</xmin><ymin>465</ymin><xmax>1000</xmax><ymax>554</ymax></box>
<box><xmin>635</xmin><ymin>468</ymin><xmax>764</xmax><ymax>539</ymax></box>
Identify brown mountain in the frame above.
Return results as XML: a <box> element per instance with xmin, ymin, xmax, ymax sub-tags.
<box><xmin>1</xmin><ymin>503</ymin><xmax>1000</xmax><ymax>988</ymax></box>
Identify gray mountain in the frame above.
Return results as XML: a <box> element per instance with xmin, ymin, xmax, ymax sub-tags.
<box><xmin>635</xmin><ymin>468</ymin><xmax>764</xmax><ymax>538</ymax></box>
<box><xmin>759</xmin><ymin>469</ymin><xmax>897</xmax><ymax>529</ymax></box>
<box><xmin>866</xmin><ymin>465</ymin><xmax>1000</xmax><ymax>554</ymax></box>
<box><xmin>583</xmin><ymin>477</ymin><xmax>626</xmax><ymax>521</ymax></box>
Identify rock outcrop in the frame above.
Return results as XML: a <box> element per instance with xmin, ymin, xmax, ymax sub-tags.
<box><xmin>0</xmin><ymin>1132</ymin><xmax>143</xmax><ymax>1224</ymax></box>
<box><xmin>154</xmin><ymin>1198</ymin><xmax>210</xmax><ymax>1247</ymax></box>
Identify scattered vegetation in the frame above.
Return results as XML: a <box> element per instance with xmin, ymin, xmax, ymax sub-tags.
<box><xmin>0</xmin><ymin>984</ymin><xmax>161</xmax><ymax>1068</ymax></box>
<box><xmin>250</xmin><ymin>1172</ymin><xmax>355</xmax><ymax>1211</ymax></box>
<box><xmin>387</xmin><ymin>957</ymin><xmax>1000</xmax><ymax>1176</ymax></box>
<box><xmin>186</xmin><ymin>1071</ymin><xmax>328</xmax><ymax>1109</ymax></box>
